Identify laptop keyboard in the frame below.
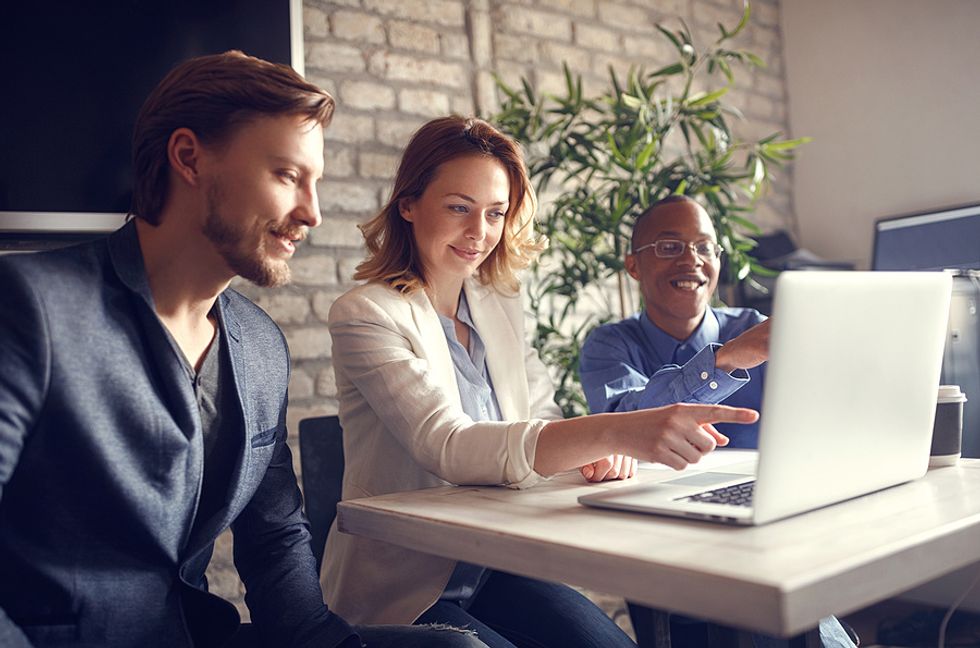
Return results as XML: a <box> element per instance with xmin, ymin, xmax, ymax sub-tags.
<box><xmin>680</xmin><ymin>481</ymin><xmax>755</xmax><ymax>507</ymax></box>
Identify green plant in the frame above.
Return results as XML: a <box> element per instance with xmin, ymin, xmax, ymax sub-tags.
<box><xmin>490</xmin><ymin>2</ymin><xmax>809</xmax><ymax>417</ymax></box>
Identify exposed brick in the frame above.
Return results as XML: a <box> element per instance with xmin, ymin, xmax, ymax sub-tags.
<box><xmin>313</xmin><ymin>290</ymin><xmax>351</xmax><ymax>321</ymax></box>
<box><xmin>324</xmin><ymin>113</ymin><xmax>375</xmax><ymax>144</ymax></box>
<box><xmin>368</xmin><ymin>52</ymin><xmax>468</xmax><ymax>89</ymax></box>
<box><xmin>306</xmin><ymin>70</ymin><xmax>337</xmax><ymax>99</ymax></box>
<box><xmin>316</xmin><ymin>367</ymin><xmax>338</xmax><ymax>397</ymax></box>
<box><xmin>475</xmin><ymin>71</ymin><xmax>499</xmax><ymax>116</ymax></box>
<box><xmin>331</xmin><ymin>10</ymin><xmax>386</xmax><ymax>44</ymax></box>
<box><xmin>304</xmin><ymin>6</ymin><xmax>329</xmax><ymax>38</ymax></box>
<box><xmin>753</xmin><ymin>1</ymin><xmax>780</xmax><ymax>27</ymax></box>
<box><xmin>753</xmin><ymin>71</ymin><xmax>785</xmax><ymax>99</ymax></box>
<box><xmin>535</xmin><ymin>69</ymin><xmax>571</xmax><ymax>97</ymax></box>
<box><xmin>597</xmin><ymin>2</ymin><xmax>653</xmax><ymax>31</ymax></box>
<box><xmin>469</xmin><ymin>6</ymin><xmax>493</xmax><ymax>65</ymax></box>
<box><xmin>623</xmin><ymin>34</ymin><xmax>673</xmax><ymax>62</ymax></box>
<box><xmin>498</xmin><ymin>5</ymin><xmax>573</xmax><ymax>42</ymax></box>
<box><xmin>284</xmin><ymin>327</ymin><xmax>331</xmax><ymax>360</ymax></box>
<box><xmin>540</xmin><ymin>41</ymin><xmax>593</xmax><ymax>71</ymax></box>
<box><xmin>451</xmin><ymin>94</ymin><xmax>475</xmax><ymax>117</ymax></box>
<box><xmin>323</xmin><ymin>145</ymin><xmax>354</xmax><ymax>178</ymax></box>
<box><xmin>340</xmin><ymin>80</ymin><xmax>397</xmax><ymax>111</ymax></box>
<box><xmin>320</xmin><ymin>181</ymin><xmax>380</xmax><ymax>213</ymax></box>
<box><xmin>289</xmin><ymin>368</ymin><xmax>315</xmax><ymax>399</ymax></box>
<box><xmin>538</xmin><ymin>0</ymin><xmax>596</xmax><ymax>18</ymax></box>
<box><xmin>389</xmin><ymin>20</ymin><xmax>440</xmax><ymax>53</ymax></box>
<box><xmin>494</xmin><ymin>33</ymin><xmax>538</xmax><ymax>64</ymax></box>
<box><xmin>336</xmin><ymin>257</ymin><xmax>362</xmax><ymax>284</ymax></box>
<box><xmin>574</xmin><ymin>22</ymin><xmax>622</xmax><ymax>53</ymax></box>
<box><xmin>692</xmin><ymin>1</ymin><xmax>744</xmax><ymax>32</ymax></box>
<box><xmin>377</xmin><ymin>117</ymin><xmax>424</xmax><ymax>148</ymax></box>
<box><xmin>252</xmin><ymin>293</ymin><xmax>310</xmax><ymax>324</ymax></box>
<box><xmin>359</xmin><ymin>151</ymin><xmax>402</xmax><ymax>178</ymax></box>
<box><xmin>289</xmin><ymin>255</ymin><xmax>338</xmax><ymax>286</ymax></box>
<box><xmin>398</xmin><ymin>87</ymin><xmax>452</xmax><ymax>118</ymax></box>
<box><xmin>305</xmin><ymin>42</ymin><xmax>365</xmax><ymax>73</ymax></box>
<box><xmin>310</xmin><ymin>218</ymin><xmax>367</xmax><ymax>248</ymax></box>
<box><xmin>363</xmin><ymin>0</ymin><xmax>466</xmax><ymax>27</ymax></box>
<box><xmin>441</xmin><ymin>33</ymin><xmax>470</xmax><ymax>60</ymax></box>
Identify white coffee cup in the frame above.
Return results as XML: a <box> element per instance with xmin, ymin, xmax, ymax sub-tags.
<box><xmin>929</xmin><ymin>385</ymin><xmax>967</xmax><ymax>467</ymax></box>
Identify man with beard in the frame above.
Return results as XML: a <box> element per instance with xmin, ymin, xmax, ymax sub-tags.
<box><xmin>0</xmin><ymin>51</ymin><xmax>484</xmax><ymax>648</ymax></box>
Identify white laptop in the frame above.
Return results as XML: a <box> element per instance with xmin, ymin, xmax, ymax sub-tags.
<box><xmin>579</xmin><ymin>271</ymin><xmax>952</xmax><ymax>525</ymax></box>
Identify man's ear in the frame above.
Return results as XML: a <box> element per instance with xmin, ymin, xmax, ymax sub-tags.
<box><xmin>398</xmin><ymin>197</ymin><xmax>414</xmax><ymax>223</ymax></box>
<box><xmin>167</xmin><ymin>127</ymin><xmax>204</xmax><ymax>187</ymax></box>
<box><xmin>625</xmin><ymin>253</ymin><xmax>641</xmax><ymax>280</ymax></box>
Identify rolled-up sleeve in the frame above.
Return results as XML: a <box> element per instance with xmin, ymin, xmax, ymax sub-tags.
<box><xmin>330</xmin><ymin>293</ymin><xmax>548</xmax><ymax>488</ymax></box>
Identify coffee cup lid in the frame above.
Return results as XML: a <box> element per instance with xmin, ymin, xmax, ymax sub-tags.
<box><xmin>938</xmin><ymin>385</ymin><xmax>967</xmax><ymax>403</ymax></box>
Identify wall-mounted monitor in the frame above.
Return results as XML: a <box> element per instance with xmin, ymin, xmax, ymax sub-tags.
<box><xmin>0</xmin><ymin>0</ymin><xmax>303</xmax><ymax>240</ymax></box>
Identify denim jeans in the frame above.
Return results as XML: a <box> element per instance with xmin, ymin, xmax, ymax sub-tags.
<box><xmin>355</xmin><ymin>623</ymin><xmax>488</xmax><ymax>648</ymax></box>
<box><xmin>229</xmin><ymin>622</ymin><xmax>487</xmax><ymax>648</ymax></box>
<box><xmin>628</xmin><ymin>603</ymin><xmax>856</xmax><ymax>648</ymax></box>
<box><xmin>416</xmin><ymin>570</ymin><xmax>637</xmax><ymax>648</ymax></box>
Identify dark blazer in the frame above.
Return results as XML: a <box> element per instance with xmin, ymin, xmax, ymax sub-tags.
<box><xmin>0</xmin><ymin>222</ymin><xmax>356</xmax><ymax>648</ymax></box>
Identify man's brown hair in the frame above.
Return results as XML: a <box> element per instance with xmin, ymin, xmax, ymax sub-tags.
<box><xmin>130</xmin><ymin>50</ymin><xmax>334</xmax><ymax>225</ymax></box>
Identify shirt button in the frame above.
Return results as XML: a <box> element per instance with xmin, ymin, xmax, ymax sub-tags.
<box><xmin>700</xmin><ymin>371</ymin><xmax>709</xmax><ymax>380</ymax></box>
<box><xmin>709</xmin><ymin>381</ymin><xmax>719</xmax><ymax>390</ymax></box>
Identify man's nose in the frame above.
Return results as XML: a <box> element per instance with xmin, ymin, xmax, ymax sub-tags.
<box><xmin>676</xmin><ymin>242</ymin><xmax>703</xmax><ymax>266</ymax></box>
<box><xmin>295</xmin><ymin>183</ymin><xmax>322</xmax><ymax>228</ymax></box>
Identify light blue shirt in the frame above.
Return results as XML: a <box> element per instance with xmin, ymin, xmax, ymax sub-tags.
<box><xmin>579</xmin><ymin>307</ymin><xmax>766</xmax><ymax>448</ymax></box>
<box><xmin>437</xmin><ymin>291</ymin><xmax>500</xmax><ymax>602</ymax></box>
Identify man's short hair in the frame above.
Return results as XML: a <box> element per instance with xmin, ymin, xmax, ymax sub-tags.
<box><xmin>130</xmin><ymin>50</ymin><xmax>335</xmax><ymax>225</ymax></box>
<box><xmin>631</xmin><ymin>194</ymin><xmax>706</xmax><ymax>250</ymax></box>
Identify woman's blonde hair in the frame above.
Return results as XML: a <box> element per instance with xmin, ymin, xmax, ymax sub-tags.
<box><xmin>355</xmin><ymin>116</ymin><xmax>545</xmax><ymax>294</ymax></box>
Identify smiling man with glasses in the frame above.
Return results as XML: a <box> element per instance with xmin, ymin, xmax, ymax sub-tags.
<box><xmin>576</xmin><ymin>195</ymin><xmax>861</xmax><ymax>648</ymax></box>
<box><xmin>579</xmin><ymin>194</ymin><xmax>770</xmax><ymax>450</ymax></box>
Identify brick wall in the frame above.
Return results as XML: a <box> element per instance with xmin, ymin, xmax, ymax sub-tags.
<box><xmin>213</xmin><ymin>0</ymin><xmax>795</xmax><ymax>619</ymax></box>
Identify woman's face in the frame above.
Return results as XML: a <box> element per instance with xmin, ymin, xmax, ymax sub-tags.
<box><xmin>399</xmin><ymin>154</ymin><xmax>510</xmax><ymax>290</ymax></box>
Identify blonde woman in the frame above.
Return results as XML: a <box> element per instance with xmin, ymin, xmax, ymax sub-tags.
<box><xmin>320</xmin><ymin>116</ymin><xmax>757</xmax><ymax>648</ymax></box>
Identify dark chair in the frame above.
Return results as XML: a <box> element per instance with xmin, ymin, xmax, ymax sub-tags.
<box><xmin>298</xmin><ymin>415</ymin><xmax>345</xmax><ymax>571</ymax></box>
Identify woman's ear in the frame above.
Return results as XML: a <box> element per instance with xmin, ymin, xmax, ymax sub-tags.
<box><xmin>398</xmin><ymin>197</ymin><xmax>414</xmax><ymax>223</ymax></box>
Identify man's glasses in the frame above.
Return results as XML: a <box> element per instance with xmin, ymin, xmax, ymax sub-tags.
<box><xmin>632</xmin><ymin>239</ymin><xmax>723</xmax><ymax>261</ymax></box>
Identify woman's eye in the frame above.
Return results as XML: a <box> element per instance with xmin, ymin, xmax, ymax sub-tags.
<box><xmin>278</xmin><ymin>171</ymin><xmax>298</xmax><ymax>183</ymax></box>
<box><xmin>449</xmin><ymin>204</ymin><xmax>468</xmax><ymax>214</ymax></box>
<box><xmin>488</xmin><ymin>210</ymin><xmax>505</xmax><ymax>220</ymax></box>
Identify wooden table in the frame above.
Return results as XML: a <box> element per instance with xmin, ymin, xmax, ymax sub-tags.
<box><xmin>336</xmin><ymin>451</ymin><xmax>980</xmax><ymax>637</ymax></box>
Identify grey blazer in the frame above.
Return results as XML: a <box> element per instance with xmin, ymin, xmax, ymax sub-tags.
<box><xmin>0</xmin><ymin>222</ymin><xmax>356</xmax><ymax>648</ymax></box>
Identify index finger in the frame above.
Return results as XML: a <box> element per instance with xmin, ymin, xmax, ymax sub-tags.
<box><xmin>690</xmin><ymin>404</ymin><xmax>759</xmax><ymax>425</ymax></box>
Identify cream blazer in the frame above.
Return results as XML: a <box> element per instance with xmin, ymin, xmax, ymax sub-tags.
<box><xmin>319</xmin><ymin>278</ymin><xmax>563</xmax><ymax>625</ymax></box>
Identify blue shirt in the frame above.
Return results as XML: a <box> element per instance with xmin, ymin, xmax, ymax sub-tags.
<box><xmin>437</xmin><ymin>291</ymin><xmax>499</xmax><ymax>602</ymax></box>
<box><xmin>579</xmin><ymin>307</ymin><xmax>766</xmax><ymax>448</ymax></box>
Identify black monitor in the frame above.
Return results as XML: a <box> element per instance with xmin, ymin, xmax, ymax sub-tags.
<box><xmin>873</xmin><ymin>203</ymin><xmax>980</xmax><ymax>457</ymax></box>
<box><xmin>872</xmin><ymin>203</ymin><xmax>980</xmax><ymax>271</ymax></box>
<box><xmin>0</xmin><ymin>0</ymin><xmax>301</xmax><ymax>240</ymax></box>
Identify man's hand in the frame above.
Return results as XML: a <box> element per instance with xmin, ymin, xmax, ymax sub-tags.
<box><xmin>714</xmin><ymin>319</ymin><xmax>770</xmax><ymax>373</ymax></box>
<box><xmin>581</xmin><ymin>454</ymin><xmax>638</xmax><ymax>482</ymax></box>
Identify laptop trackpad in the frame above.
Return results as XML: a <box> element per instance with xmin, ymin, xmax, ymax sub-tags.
<box><xmin>664</xmin><ymin>471</ymin><xmax>752</xmax><ymax>488</ymax></box>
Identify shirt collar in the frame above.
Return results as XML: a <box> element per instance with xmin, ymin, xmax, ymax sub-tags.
<box><xmin>639</xmin><ymin>307</ymin><xmax>719</xmax><ymax>365</ymax></box>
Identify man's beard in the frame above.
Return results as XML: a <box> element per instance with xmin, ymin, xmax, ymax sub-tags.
<box><xmin>202</xmin><ymin>185</ymin><xmax>291</xmax><ymax>288</ymax></box>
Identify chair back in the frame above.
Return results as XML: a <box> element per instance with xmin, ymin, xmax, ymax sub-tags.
<box><xmin>298</xmin><ymin>415</ymin><xmax>344</xmax><ymax>571</ymax></box>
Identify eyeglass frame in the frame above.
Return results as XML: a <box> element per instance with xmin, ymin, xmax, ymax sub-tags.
<box><xmin>631</xmin><ymin>238</ymin><xmax>724</xmax><ymax>261</ymax></box>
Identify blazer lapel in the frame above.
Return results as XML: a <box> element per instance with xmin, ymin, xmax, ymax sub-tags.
<box><xmin>464</xmin><ymin>279</ymin><xmax>529</xmax><ymax>420</ymax></box>
<box><xmin>408</xmin><ymin>287</ymin><xmax>463</xmax><ymax>408</ymax></box>
<box><xmin>184</xmin><ymin>294</ymin><xmax>250</xmax><ymax>555</ymax></box>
